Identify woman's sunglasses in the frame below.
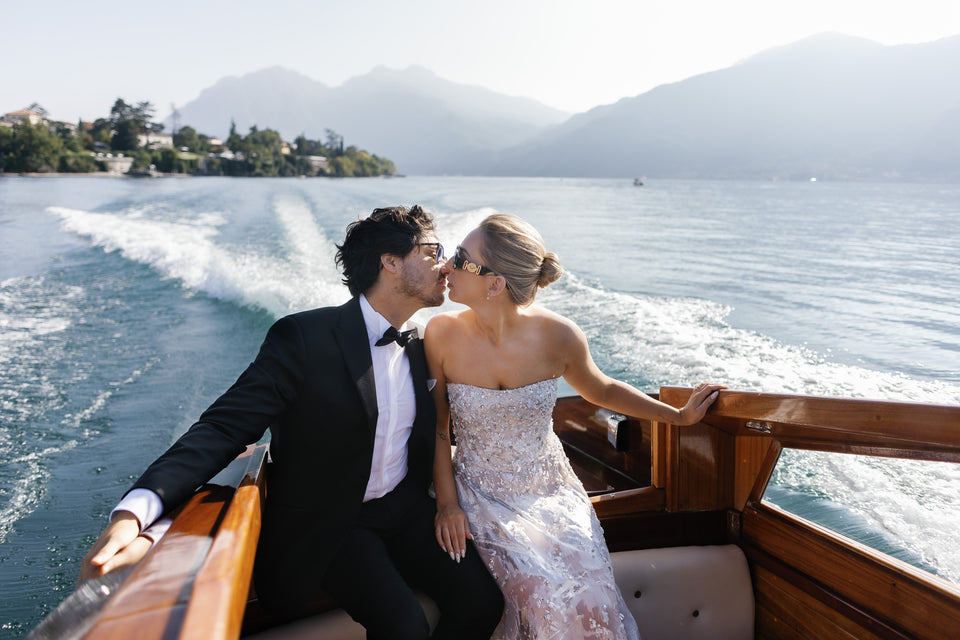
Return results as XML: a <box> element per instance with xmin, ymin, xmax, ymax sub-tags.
<box><xmin>453</xmin><ymin>246</ymin><xmax>497</xmax><ymax>276</ymax></box>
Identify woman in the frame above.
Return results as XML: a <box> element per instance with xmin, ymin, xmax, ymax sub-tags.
<box><xmin>425</xmin><ymin>213</ymin><xmax>723</xmax><ymax>639</ymax></box>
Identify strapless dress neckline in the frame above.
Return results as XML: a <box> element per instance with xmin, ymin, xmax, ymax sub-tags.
<box><xmin>446</xmin><ymin>378</ymin><xmax>557</xmax><ymax>393</ymax></box>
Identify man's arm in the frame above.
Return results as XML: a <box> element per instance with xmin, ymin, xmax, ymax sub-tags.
<box><xmin>77</xmin><ymin>314</ymin><xmax>307</xmax><ymax>584</ymax></box>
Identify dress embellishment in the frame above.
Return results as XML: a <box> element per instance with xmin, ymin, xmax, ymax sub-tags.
<box><xmin>448</xmin><ymin>379</ymin><xmax>640</xmax><ymax>640</ymax></box>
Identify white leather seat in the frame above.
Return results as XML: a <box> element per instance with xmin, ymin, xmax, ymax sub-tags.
<box><xmin>246</xmin><ymin>545</ymin><xmax>754</xmax><ymax>639</ymax></box>
<box><xmin>611</xmin><ymin>545</ymin><xmax>755</xmax><ymax>640</ymax></box>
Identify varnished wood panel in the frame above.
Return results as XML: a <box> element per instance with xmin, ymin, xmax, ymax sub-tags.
<box><xmin>678</xmin><ymin>423</ymin><xmax>735</xmax><ymax>511</ymax></box>
<box><xmin>734</xmin><ymin>436</ymin><xmax>774</xmax><ymax>510</ymax></box>
<box><xmin>553</xmin><ymin>396</ymin><xmax>652</xmax><ymax>487</ymax></box>
<box><xmin>754</xmin><ymin>563</ymin><xmax>888</xmax><ymax>640</ymax></box>
<box><xmin>599</xmin><ymin>509</ymin><xmax>729</xmax><ymax>553</ymax></box>
<box><xmin>743</xmin><ymin>505</ymin><xmax>960</xmax><ymax>640</ymax></box>
<box><xmin>651</xmin><ymin>421</ymin><xmax>669</xmax><ymax>490</ymax></box>
<box><xmin>590</xmin><ymin>486</ymin><xmax>665</xmax><ymax>518</ymax></box>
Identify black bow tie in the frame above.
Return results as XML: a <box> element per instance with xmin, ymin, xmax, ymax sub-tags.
<box><xmin>375</xmin><ymin>326</ymin><xmax>416</xmax><ymax>347</ymax></box>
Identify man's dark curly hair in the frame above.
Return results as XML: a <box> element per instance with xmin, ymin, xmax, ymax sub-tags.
<box><xmin>335</xmin><ymin>205</ymin><xmax>437</xmax><ymax>297</ymax></box>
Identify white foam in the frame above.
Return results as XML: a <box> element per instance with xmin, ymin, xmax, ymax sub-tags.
<box><xmin>539</xmin><ymin>273</ymin><xmax>960</xmax><ymax>405</ymax></box>
<box><xmin>48</xmin><ymin>199</ymin><xmax>351</xmax><ymax>318</ymax></box>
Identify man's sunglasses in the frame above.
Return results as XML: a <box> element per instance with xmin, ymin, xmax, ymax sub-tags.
<box><xmin>416</xmin><ymin>242</ymin><xmax>445</xmax><ymax>264</ymax></box>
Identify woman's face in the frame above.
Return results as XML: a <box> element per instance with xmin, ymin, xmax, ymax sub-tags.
<box><xmin>443</xmin><ymin>228</ymin><xmax>494</xmax><ymax>305</ymax></box>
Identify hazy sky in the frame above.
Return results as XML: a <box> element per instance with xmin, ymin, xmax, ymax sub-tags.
<box><xmin>4</xmin><ymin>0</ymin><xmax>959</xmax><ymax>123</ymax></box>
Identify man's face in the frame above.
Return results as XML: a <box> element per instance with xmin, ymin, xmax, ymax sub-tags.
<box><xmin>397</xmin><ymin>237</ymin><xmax>447</xmax><ymax>308</ymax></box>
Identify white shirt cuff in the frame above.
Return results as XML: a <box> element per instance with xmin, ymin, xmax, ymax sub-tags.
<box><xmin>111</xmin><ymin>488</ymin><xmax>164</xmax><ymax>532</ymax></box>
<box><xmin>140</xmin><ymin>517</ymin><xmax>173</xmax><ymax>543</ymax></box>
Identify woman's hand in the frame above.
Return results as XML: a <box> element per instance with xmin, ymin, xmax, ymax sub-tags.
<box><xmin>678</xmin><ymin>383</ymin><xmax>726</xmax><ymax>425</ymax></box>
<box><xmin>435</xmin><ymin>502</ymin><xmax>473</xmax><ymax>563</ymax></box>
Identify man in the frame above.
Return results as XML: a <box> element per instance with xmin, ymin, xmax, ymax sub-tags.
<box><xmin>79</xmin><ymin>205</ymin><xmax>504</xmax><ymax>639</ymax></box>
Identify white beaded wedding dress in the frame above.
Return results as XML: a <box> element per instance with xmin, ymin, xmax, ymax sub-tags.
<box><xmin>447</xmin><ymin>378</ymin><xmax>640</xmax><ymax>640</ymax></box>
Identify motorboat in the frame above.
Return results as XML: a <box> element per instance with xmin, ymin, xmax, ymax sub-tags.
<box><xmin>35</xmin><ymin>388</ymin><xmax>960</xmax><ymax>639</ymax></box>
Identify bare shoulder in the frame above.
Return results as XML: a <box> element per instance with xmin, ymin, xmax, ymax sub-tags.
<box><xmin>524</xmin><ymin>306</ymin><xmax>585</xmax><ymax>345</ymax></box>
<box><xmin>424</xmin><ymin>310</ymin><xmax>470</xmax><ymax>344</ymax></box>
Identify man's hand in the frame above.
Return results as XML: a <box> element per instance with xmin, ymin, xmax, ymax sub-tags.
<box><xmin>77</xmin><ymin>511</ymin><xmax>151</xmax><ymax>585</ymax></box>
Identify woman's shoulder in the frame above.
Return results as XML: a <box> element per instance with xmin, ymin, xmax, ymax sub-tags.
<box><xmin>524</xmin><ymin>305</ymin><xmax>581</xmax><ymax>337</ymax></box>
<box><xmin>424</xmin><ymin>309</ymin><xmax>471</xmax><ymax>339</ymax></box>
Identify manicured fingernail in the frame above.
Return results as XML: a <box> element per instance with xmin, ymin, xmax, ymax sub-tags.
<box><xmin>449</xmin><ymin>551</ymin><xmax>456</xmax><ymax>561</ymax></box>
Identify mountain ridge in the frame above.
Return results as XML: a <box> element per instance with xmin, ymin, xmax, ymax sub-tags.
<box><xmin>170</xmin><ymin>33</ymin><xmax>960</xmax><ymax>178</ymax></box>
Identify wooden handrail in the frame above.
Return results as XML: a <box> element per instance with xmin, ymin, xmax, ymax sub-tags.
<box><xmin>180</xmin><ymin>446</ymin><xmax>267</xmax><ymax>639</ymax></box>
<box><xmin>80</xmin><ymin>444</ymin><xmax>268</xmax><ymax>640</ymax></box>
<box><xmin>660</xmin><ymin>387</ymin><xmax>960</xmax><ymax>459</ymax></box>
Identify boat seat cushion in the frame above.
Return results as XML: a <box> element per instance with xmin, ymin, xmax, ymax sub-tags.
<box><xmin>612</xmin><ymin>544</ymin><xmax>754</xmax><ymax>640</ymax></box>
<box><xmin>245</xmin><ymin>545</ymin><xmax>753</xmax><ymax>639</ymax></box>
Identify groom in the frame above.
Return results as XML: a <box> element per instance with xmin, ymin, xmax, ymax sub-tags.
<box><xmin>79</xmin><ymin>205</ymin><xmax>503</xmax><ymax>639</ymax></box>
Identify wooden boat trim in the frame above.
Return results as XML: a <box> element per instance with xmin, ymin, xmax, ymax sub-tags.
<box><xmin>742</xmin><ymin>502</ymin><xmax>960</xmax><ymax>640</ymax></box>
<box><xmin>180</xmin><ymin>445</ymin><xmax>267</xmax><ymax>639</ymax></box>
<box><xmin>589</xmin><ymin>486</ymin><xmax>665</xmax><ymax>518</ymax></box>
<box><xmin>80</xmin><ymin>444</ymin><xmax>267</xmax><ymax>640</ymax></box>
<box><xmin>659</xmin><ymin>387</ymin><xmax>960</xmax><ymax>455</ymax></box>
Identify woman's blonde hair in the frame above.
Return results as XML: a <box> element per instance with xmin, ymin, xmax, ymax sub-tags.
<box><xmin>478</xmin><ymin>214</ymin><xmax>563</xmax><ymax>306</ymax></box>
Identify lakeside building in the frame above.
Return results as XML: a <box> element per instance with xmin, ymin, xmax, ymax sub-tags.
<box><xmin>1</xmin><ymin>109</ymin><xmax>45</xmax><ymax>126</ymax></box>
<box><xmin>306</xmin><ymin>155</ymin><xmax>328</xmax><ymax>173</ymax></box>
<box><xmin>137</xmin><ymin>131</ymin><xmax>174</xmax><ymax>149</ymax></box>
<box><xmin>92</xmin><ymin>153</ymin><xmax>135</xmax><ymax>174</ymax></box>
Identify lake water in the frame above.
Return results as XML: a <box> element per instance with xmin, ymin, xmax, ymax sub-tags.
<box><xmin>1</xmin><ymin>176</ymin><xmax>958</xmax><ymax>636</ymax></box>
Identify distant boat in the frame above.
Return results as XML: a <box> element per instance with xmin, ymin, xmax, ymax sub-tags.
<box><xmin>633</xmin><ymin>178</ymin><xmax>644</xmax><ymax>186</ymax></box>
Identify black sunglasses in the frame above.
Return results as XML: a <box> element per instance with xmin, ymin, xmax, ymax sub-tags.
<box><xmin>416</xmin><ymin>242</ymin><xmax>445</xmax><ymax>264</ymax></box>
<box><xmin>453</xmin><ymin>246</ymin><xmax>497</xmax><ymax>276</ymax></box>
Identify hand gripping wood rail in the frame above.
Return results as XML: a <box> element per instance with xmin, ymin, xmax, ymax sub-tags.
<box><xmin>81</xmin><ymin>444</ymin><xmax>268</xmax><ymax>640</ymax></box>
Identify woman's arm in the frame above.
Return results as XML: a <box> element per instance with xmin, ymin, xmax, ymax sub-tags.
<box><xmin>424</xmin><ymin>317</ymin><xmax>472</xmax><ymax>563</ymax></box>
<box><xmin>556</xmin><ymin>315</ymin><xmax>723</xmax><ymax>425</ymax></box>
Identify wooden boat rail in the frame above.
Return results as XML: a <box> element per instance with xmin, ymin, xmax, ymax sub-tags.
<box><xmin>62</xmin><ymin>389</ymin><xmax>960</xmax><ymax>639</ymax></box>
<box><xmin>79</xmin><ymin>444</ymin><xmax>268</xmax><ymax>640</ymax></box>
<box><xmin>567</xmin><ymin>388</ymin><xmax>960</xmax><ymax>640</ymax></box>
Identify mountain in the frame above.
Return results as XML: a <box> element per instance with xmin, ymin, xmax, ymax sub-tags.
<box><xmin>171</xmin><ymin>34</ymin><xmax>960</xmax><ymax>179</ymax></box>
<box><xmin>492</xmin><ymin>33</ymin><xmax>960</xmax><ymax>179</ymax></box>
<box><xmin>170</xmin><ymin>65</ymin><xmax>569</xmax><ymax>175</ymax></box>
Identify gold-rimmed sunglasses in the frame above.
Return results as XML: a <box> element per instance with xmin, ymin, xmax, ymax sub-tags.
<box><xmin>452</xmin><ymin>246</ymin><xmax>497</xmax><ymax>276</ymax></box>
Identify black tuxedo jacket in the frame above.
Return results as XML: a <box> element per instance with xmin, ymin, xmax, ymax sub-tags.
<box><xmin>131</xmin><ymin>296</ymin><xmax>437</xmax><ymax>612</ymax></box>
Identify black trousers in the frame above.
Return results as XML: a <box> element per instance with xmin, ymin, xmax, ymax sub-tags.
<box><xmin>320</xmin><ymin>478</ymin><xmax>504</xmax><ymax>640</ymax></box>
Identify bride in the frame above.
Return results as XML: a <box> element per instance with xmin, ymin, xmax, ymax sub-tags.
<box><xmin>425</xmin><ymin>213</ymin><xmax>723</xmax><ymax>639</ymax></box>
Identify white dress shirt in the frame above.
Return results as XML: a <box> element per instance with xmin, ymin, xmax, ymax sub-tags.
<box><xmin>113</xmin><ymin>293</ymin><xmax>417</xmax><ymax>531</ymax></box>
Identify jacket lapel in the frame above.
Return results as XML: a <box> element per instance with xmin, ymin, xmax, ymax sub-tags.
<box><xmin>333</xmin><ymin>297</ymin><xmax>378</xmax><ymax>436</ymax></box>
<box><xmin>405</xmin><ymin>331</ymin><xmax>436</xmax><ymax>438</ymax></box>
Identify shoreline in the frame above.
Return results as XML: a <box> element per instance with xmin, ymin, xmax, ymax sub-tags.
<box><xmin>0</xmin><ymin>171</ymin><xmax>190</xmax><ymax>178</ymax></box>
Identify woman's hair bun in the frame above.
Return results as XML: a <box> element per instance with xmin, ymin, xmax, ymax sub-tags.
<box><xmin>538</xmin><ymin>252</ymin><xmax>563</xmax><ymax>288</ymax></box>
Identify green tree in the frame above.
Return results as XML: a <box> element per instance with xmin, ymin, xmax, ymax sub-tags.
<box><xmin>325</xmin><ymin>128</ymin><xmax>344</xmax><ymax>156</ymax></box>
<box><xmin>173</xmin><ymin>125</ymin><xmax>202</xmax><ymax>152</ymax></box>
<box><xmin>108</xmin><ymin>98</ymin><xmax>159</xmax><ymax>151</ymax></box>
<box><xmin>25</xmin><ymin>102</ymin><xmax>48</xmax><ymax>117</ymax></box>
<box><xmin>0</xmin><ymin>120</ymin><xmax>63</xmax><ymax>172</ymax></box>
<box><xmin>226</xmin><ymin>119</ymin><xmax>242</xmax><ymax>152</ymax></box>
<box><xmin>112</xmin><ymin>120</ymin><xmax>139</xmax><ymax>151</ymax></box>
<box><xmin>86</xmin><ymin>118</ymin><xmax>112</xmax><ymax>149</ymax></box>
